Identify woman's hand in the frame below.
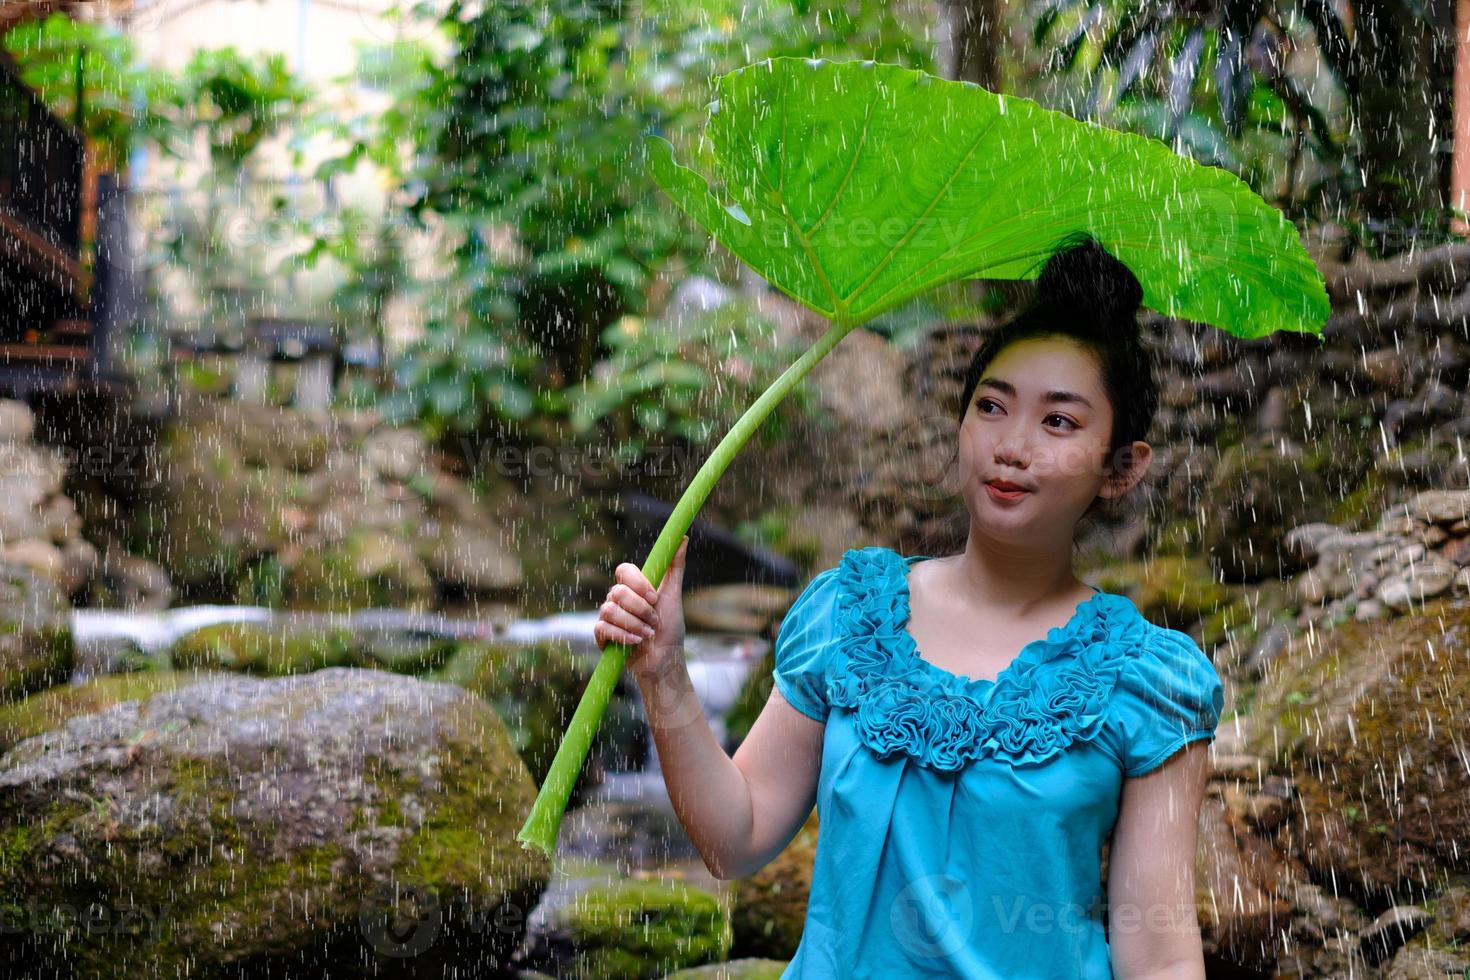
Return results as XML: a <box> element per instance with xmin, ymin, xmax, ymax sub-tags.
<box><xmin>594</xmin><ymin>535</ymin><xmax>689</xmax><ymax>679</ymax></box>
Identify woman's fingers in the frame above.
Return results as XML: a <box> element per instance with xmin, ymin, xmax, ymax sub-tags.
<box><xmin>594</xmin><ymin>604</ymin><xmax>653</xmax><ymax>645</ymax></box>
<box><xmin>593</xmin><ymin>618</ymin><xmax>649</xmax><ymax>650</ymax></box>
<box><xmin>615</xmin><ymin>562</ymin><xmax>660</xmax><ymax>607</ymax></box>
<box><xmin>611</xmin><ymin>567</ymin><xmax>664</xmax><ymax>620</ymax></box>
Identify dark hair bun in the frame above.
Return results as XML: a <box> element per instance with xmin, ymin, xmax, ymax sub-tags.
<box><xmin>1034</xmin><ymin>231</ymin><xmax>1143</xmax><ymax>333</ymax></box>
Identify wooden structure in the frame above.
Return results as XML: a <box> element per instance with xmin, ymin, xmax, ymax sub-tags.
<box><xmin>0</xmin><ymin>45</ymin><xmax>130</xmax><ymax>398</ymax></box>
<box><xmin>167</xmin><ymin>317</ymin><xmax>345</xmax><ymax>410</ymax></box>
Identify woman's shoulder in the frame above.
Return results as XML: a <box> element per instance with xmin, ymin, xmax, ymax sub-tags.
<box><xmin>1125</xmin><ymin>620</ymin><xmax>1222</xmax><ymax>682</ymax></box>
<box><xmin>1110</xmin><ymin>620</ymin><xmax>1226</xmax><ymax>747</ymax></box>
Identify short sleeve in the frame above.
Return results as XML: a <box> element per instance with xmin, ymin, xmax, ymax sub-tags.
<box><xmin>770</xmin><ymin>566</ymin><xmax>842</xmax><ymax>723</ymax></box>
<box><xmin>1112</xmin><ymin>628</ymin><xmax>1225</xmax><ymax>777</ymax></box>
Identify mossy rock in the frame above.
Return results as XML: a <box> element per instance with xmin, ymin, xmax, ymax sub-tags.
<box><xmin>1195</xmin><ymin>579</ymin><xmax>1296</xmax><ymax>658</ymax></box>
<box><xmin>1202</xmin><ymin>441</ymin><xmax>1331</xmax><ymax>582</ymax></box>
<box><xmin>146</xmin><ymin>421</ymin><xmax>295</xmax><ymax>591</ymax></box>
<box><xmin>0</xmin><ymin>668</ymin><xmax>549</xmax><ymax>977</ymax></box>
<box><xmin>551</xmin><ymin>879</ymin><xmax>732</xmax><ymax>979</ymax></box>
<box><xmin>357</xmin><ymin>634</ymin><xmax>459</xmax><ymax>675</ymax></box>
<box><xmin>169</xmin><ymin>622</ymin><xmax>356</xmax><ymax>676</ymax></box>
<box><xmin>730</xmin><ymin>808</ymin><xmax>817</xmax><ymax>960</ymax></box>
<box><xmin>1248</xmin><ymin>595</ymin><xmax>1470</xmax><ymax>909</ymax></box>
<box><xmin>0</xmin><ymin>562</ymin><xmax>74</xmax><ymax>702</ymax></box>
<box><xmin>664</xmin><ymin>958</ymin><xmax>791</xmax><ymax>979</ymax></box>
<box><xmin>282</xmin><ymin>530</ymin><xmax>435</xmax><ymax>612</ymax></box>
<box><xmin>1092</xmin><ymin>555</ymin><xmax>1229</xmax><ymax>631</ymax></box>
<box><xmin>1150</xmin><ymin>517</ymin><xmax>1205</xmax><ymax>560</ymax></box>
<box><xmin>1327</xmin><ymin>467</ymin><xmax>1390</xmax><ymax>529</ymax></box>
<box><xmin>0</xmin><ymin>670</ymin><xmax>206</xmax><ymax>754</ymax></box>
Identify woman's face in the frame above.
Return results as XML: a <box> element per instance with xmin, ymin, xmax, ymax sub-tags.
<box><xmin>955</xmin><ymin>335</ymin><xmax>1151</xmax><ymax>544</ymax></box>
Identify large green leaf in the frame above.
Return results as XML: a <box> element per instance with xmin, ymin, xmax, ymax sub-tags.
<box><xmin>647</xmin><ymin>57</ymin><xmax>1328</xmax><ymax>338</ymax></box>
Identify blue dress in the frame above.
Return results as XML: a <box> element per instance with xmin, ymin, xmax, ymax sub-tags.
<box><xmin>770</xmin><ymin>546</ymin><xmax>1225</xmax><ymax>979</ymax></box>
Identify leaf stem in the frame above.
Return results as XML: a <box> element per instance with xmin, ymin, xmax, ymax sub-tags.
<box><xmin>515</xmin><ymin>313</ymin><xmax>859</xmax><ymax>861</ymax></box>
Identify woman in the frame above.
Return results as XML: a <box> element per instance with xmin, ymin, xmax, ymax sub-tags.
<box><xmin>594</xmin><ymin>232</ymin><xmax>1226</xmax><ymax>978</ymax></box>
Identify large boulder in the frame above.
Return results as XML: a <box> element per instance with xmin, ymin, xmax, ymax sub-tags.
<box><xmin>0</xmin><ymin>668</ymin><xmax>550</xmax><ymax>977</ymax></box>
<box><xmin>147</xmin><ymin>420</ymin><xmax>292</xmax><ymax>590</ymax></box>
<box><xmin>0</xmin><ymin>562</ymin><xmax>74</xmax><ymax>701</ymax></box>
<box><xmin>1247</xmin><ymin>594</ymin><xmax>1470</xmax><ymax>910</ymax></box>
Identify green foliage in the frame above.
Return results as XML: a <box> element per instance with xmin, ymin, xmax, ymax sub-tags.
<box><xmin>380</xmin><ymin>0</ymin><xmax>939</xmax><ymax>443</ymax></box>
<box><xmin>292</xmin><ymin>39</ymin><xmax>447</xmax><ymax>395</ymax></box>
<box><xmin>177</xmin><ymin>47</ymin><xmax>307</xmax><ymax>176</ymax></box>
<box><xmin>408</xmin><ymin>0</ymin><xmax>692</xmax><ymax>387</ymax></box>
<box><xmin>138</xmin><ymin>51</ymin><xmax>310</xmax><ymax>325</ymax></box>
<box><xmin>1</xmin><ymin>13</ymin><xmax>182</xmax><ymax>171</ymax></box>
<box><xmin>564</xmin><ymin>298</ymin><xmax>816</xmax><ymax>463</ymax></box>
<box><xmin>1026</xmin><ymin>0</ymin><xmax>1453</xmax><ymax>239</ymax></box>
<box><xmin>648</xmin><ymin>57</ymin><xmax>1329</xmax><ymax>338</ymax></box>
<box><xmin>378</xmin><ymin>309</ymin><xmax>552</xmax><ymax>443</ymax></box>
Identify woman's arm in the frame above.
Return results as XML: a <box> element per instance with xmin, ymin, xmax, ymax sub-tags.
<box><xmin>599</xmin><ymin>541</ymin><xmax>826</xmax><ymax>880</ymax></box>
<box><xmin>636</xmin><ymin>661</ymin><xmax>824</xmax><ymax>880</ymax></box>
<box><xmin>1106</xmin><ymin>740</ymin><xmax>1214</xmax><ymax>979</ymax></box>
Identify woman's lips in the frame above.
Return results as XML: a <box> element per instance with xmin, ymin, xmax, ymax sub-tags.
<box><xmin>985</xmin><ymin>482</ymin><xmax>1030</xmax><ymax>501</ymax></box>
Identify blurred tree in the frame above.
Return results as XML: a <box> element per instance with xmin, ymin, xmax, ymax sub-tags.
<box><xmin>382</xmin><ymin>0</ymin><xmax>936</xmax><ymax>447</ymax></box>
<box><xmin>1028</xmin><ymin>0</ymin><xmax>1456</xmax><ymax>249</ymax></box>
<box><xmin>1</xmin><ymin>12</ymin><xmax>182</xmax><ymax>172</ymax></box>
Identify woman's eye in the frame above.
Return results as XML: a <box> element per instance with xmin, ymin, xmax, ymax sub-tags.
<box><xmin>975</xmin><ymin>398</ymin><xmax>999</xmax><ymax>414</ymax></box>
<box><xmin>1046</xmin><ymin>414</ymin><xmax>1077</xmax><ymax>431</ymax></box>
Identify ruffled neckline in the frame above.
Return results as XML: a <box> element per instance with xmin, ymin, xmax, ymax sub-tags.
<box><xmin>825</xmin><ymin>546</ymin><xmax>1150</xmax><ymax>771</ymax></box>
<box><xmin>896</xmin><ymin>553</ymin><xmax>1105</xmax><ymax>692</ymax></box>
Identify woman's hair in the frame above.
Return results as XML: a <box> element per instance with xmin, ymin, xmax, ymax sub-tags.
<box><xmin>926</xmin><ymin>231</ymin><xmax>1158</xmax><ymax>547</ymax></box>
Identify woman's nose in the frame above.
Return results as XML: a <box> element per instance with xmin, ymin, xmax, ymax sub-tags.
<box><xmin>993</xmin><ymin>438</ymin><xmax>1030</xmax><ymax>468</ymax></box>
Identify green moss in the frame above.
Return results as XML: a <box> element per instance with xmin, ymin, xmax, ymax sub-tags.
<box><xmin>0</xmin><ymin>671</ymin><xmax>202</xmax><ymax>753</ymax></box>
<box><xmin>450</xmin><ymin>639</ymin><xmax>608</xmax><ymax>788</ymax></box>
<box><xmin>1328</xmin><ymin>468</ymin><xmax>1389</xmax><ymax>528</ymax></box>
<box><xmin>387</xmin><ymin>700</ymin><xmax>551</xmax><ymax>894</ymax></box>
<box><xmin>0</xmin><ymin>748</ymin><xmax>362</xmax><ymax>976</ymax></box>
<box><xmin>359</xmin><ymin>636</ymin><xmax>458</xmax><ymax>676</ymax></box>
<box><xmin>666</xmin><ymin>960</ymin><xmax>791</xmax><ymax>980</ymax></box>
<box><xmin>1089</xmin><ymin>556</ymin><xmax>1227</xmax><ymax>630</ymax></box>
<box><xmin>1197</xmin><ymin>594</ymin><xmax>1256</xmax><ymax>653</ymax></box>
<box><xmin>557</xmin><ymin>878</ymin><xmax>732</xmax><ymax>979</ymax></box>
<box><xmin>169</xmin><ymin>623</ymin><xmax>355</xmax><ymax>676</ymax></box>
<box><xmin>1150</xmin><ymin>517</ymin><xmax>1205</xmax><ymax>559</ymax></box>
<box><xmin>264</xmin><ymin>628</ymin><xmax>356</xmax><ymax>675</ymax></box>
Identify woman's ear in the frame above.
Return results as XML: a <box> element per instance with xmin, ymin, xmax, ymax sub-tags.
<box><xmin>1097</xmin><ymin>441</ymin><xmax>1153</xmax><ymax>499</ymax></box>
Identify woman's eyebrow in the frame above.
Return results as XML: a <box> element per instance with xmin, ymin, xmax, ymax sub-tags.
<box><xmin>977</xmin><ymin>377</ymin><xmax>1094</xmax><ymax>410</ymax></box>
